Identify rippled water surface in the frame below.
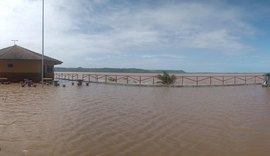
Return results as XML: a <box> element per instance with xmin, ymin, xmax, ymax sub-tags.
<box><xmin>0</xmin><ymin>84</ymin><xmax>270</xmax><ymax>156</ymax></box>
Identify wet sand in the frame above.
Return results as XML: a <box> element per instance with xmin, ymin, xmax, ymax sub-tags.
<box><xmin>0</xmin><ymin>83</ymin><xmax>270</xmax><ymax>156</ymax></box>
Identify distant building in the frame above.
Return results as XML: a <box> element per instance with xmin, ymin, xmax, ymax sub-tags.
<box><xmin>0</xmin><ymin>45</ymin><xmax>62</xmax><ymax>82</ymax></box>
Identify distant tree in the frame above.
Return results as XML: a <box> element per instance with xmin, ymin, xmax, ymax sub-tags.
<box><xmin>157</xmin><ymin>72</ymin><xmax>176</xmax><ymax>85</ymax></box>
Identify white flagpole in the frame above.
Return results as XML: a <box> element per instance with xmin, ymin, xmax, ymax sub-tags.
<box><xmin>42</xmin><ymin>0</ymin><xmax>44</xmax><ymax>85</ymax></box>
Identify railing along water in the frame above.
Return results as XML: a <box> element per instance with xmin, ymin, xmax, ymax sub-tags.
<box><xmin>54</xmin><ymin>73</ymin><xmax>265</xmax><ymax>87</ymax></box>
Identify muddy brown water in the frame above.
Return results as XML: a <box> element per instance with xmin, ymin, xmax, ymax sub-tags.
<box><xmin>0</xmin><ymin>83</ymin><xmax>270</xmax><ymax>156</ymax></box>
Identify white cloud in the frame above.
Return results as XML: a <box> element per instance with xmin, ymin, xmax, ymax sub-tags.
<box><xmin>141</xmin><ymin>54</ymin><xmax>185</xmax><ymax>60</ymax></box>
<box><xmin>72</xmin><ymin>1</ymin><xmax>256</xmax><ymax>54</ymax></box>
<box><xmin>0</xmin><ymin>0</ymin><xmax>258</xmax><ymax>68</ymax></box>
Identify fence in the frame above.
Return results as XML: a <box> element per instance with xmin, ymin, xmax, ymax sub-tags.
<box><xmin>54</xmin><ymin>73</ymin><xmax>265</xmax><ymax>87</ymax></box>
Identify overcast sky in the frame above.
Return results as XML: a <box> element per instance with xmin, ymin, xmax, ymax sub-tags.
<box><xmin>0</xmin><ymin>0</ymin><xmax>269</xmax><ymax>72</ymax></box>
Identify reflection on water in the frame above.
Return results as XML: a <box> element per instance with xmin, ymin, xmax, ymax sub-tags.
<box><xmin>0</xmin><ymin>84</ymin><xmax>270</xmax><ymax>156</ymax></box>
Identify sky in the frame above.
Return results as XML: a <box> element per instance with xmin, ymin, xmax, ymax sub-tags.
<box><xmin>0</xmin><ymin>0</ymin><xmax>269</xmax><ymax>72</ymax></box>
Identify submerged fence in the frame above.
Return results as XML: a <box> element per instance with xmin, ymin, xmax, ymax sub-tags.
<box><xmin>54</xmin><ymin>73</ymin><xmax>265</xmax><ymax>87</ymax></box>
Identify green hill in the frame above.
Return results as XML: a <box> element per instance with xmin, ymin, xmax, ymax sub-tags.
<box><xmin>55</xmin><ymin>67</ymin><xmax>185</xmax><ymax>74</ymax></box>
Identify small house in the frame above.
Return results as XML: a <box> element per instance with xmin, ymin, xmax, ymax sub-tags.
<box><xmin>0</xmin><ymin>45</ymin><xmax>62</xmax><ymax>82</ymax></box>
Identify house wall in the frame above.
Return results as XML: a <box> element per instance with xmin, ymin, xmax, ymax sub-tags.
<box><xmin>0</xmin><ymin>60</ymin><xmax>41</xmax><ymax>73</ymax></box>
<box><xmin>0</xmin><ymin>60</ymin><xmax>55</xmax><ymax>82</ymax></box>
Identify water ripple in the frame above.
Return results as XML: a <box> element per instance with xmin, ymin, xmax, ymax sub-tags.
<box><xmin>0</xmin><ymin>84</ymin><xmax>270</xmax><ymax>156</ymax></box>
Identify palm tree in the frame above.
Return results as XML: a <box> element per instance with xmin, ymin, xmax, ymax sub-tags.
<box><xmin>157</xmin><ymin>72</ymin><xmax>176</xmax><ymax>85</ymax></box>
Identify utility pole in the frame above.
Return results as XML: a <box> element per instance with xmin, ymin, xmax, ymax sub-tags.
<box><xmin>41</xmin><ymin>0</ymin><xmax>44</xmax><ymax>86</ymax></box>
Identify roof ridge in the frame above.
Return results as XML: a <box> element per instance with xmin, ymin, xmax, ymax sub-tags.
<box><xmin>16</xmin><ymin>45</ymin><xmax>60</xmax><ymax>62</ymax></box>
<box><xmin>16</xmin><ymin>45</ymin><xmax>43</xmax><ymax>57</ymax></box>
<box><xmin>0</xmin><ymin>45</ymin><xmax>62</xmax><ymax>64</ymax></box>
<box><xmin>0</xmin><ymin>46</ymin><xmax>14</xmax><ymax>57</ymax></box>
<box><xmin>0</xmin><ymin>45</ymin><xmax>15</xmax><ymax>57</ymax></box>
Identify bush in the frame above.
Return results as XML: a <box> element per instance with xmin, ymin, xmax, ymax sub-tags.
<box><xmin>157</xmin><ymin>72</ymin><xmax>176</xmax><ymax>85</ymax></box>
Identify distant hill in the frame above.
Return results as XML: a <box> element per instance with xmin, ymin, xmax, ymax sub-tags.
<box><xmin>55</xmin><ymin>67</ymin><xmax>185</xmax><ymax>74</ymax></box>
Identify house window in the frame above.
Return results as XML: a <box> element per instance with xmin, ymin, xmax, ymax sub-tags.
<box><xmin>7</xmin><ymin>64</ymin><xmax>14</xmax><ymax>68</ymax></box>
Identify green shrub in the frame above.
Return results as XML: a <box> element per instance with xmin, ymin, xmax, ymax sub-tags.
<box><xmin>157</xmin><ymin>72</ymin><xmax>176</xmax><ymax>85</ymax></box>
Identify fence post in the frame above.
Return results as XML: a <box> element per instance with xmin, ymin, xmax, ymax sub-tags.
<box><xmin>196</xmin><ymin>76</ymin><xmax>198</xmax><ymax>86</ymax></box>
<box><xmin>139</xmin><ymin>76</ymin><xmax>141</xmax><ymax>85</ymax></box>
<box><xmin>96</xmin><ymin>74</ymin><xmax>99</xmax><ymax>82</ymax></box>
<box><xmin>105</xmin><ymin>75</ymin><xmax>107</xmax><ymax>83</ymax></box>
<box><xmin>245</xmin><ymin>76</ymin><xmax>246</xmax><ymax>84</ymax></box>
<box><xmin>182</xmin><ymin>76</ymin><xmax>184</xmax><ymax>86</ymax></box>
<box><xmin>234</xmin><ymin>76</ymin><xmax>236</xmax><ymax>85</ymax></box>
<box><xmin>115</xmin><ymin>75</ymin><xmax>117</xmax><ymax>84</ymax></box>
<box><xmin>127</xmin><ymin>76</ymin><xmax>129</xmax><ymax>84</ymax></box>
<box><xmin>153</xmin><ymin>76</ymin><xmax>155</xmax><ymax>85</ymax></box>
<box><xmin>89</xmin><ymin>74</ymin><xmax>91</xmax><ymax>82</ymax></box>
<box><xmin>210</xmin><ymin>76</ymin><xmax>212</xmax><ymax>86</ymax></box>
<box><xmin>222</xmin><ymin>76</ymin><xmax>224</xmax><ymax>85</ymax></box>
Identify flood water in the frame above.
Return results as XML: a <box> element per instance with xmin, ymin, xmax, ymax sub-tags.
<box><xmin>0</xmin><ymin>83</ymin><xmax>270</xmax><ymax>156</ymax></box>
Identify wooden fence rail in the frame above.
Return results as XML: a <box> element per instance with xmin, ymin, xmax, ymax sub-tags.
<box><xmin>54</xmin><ymin>73</ymin><xmax>266</xmax><ymax>87</ymax></box>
